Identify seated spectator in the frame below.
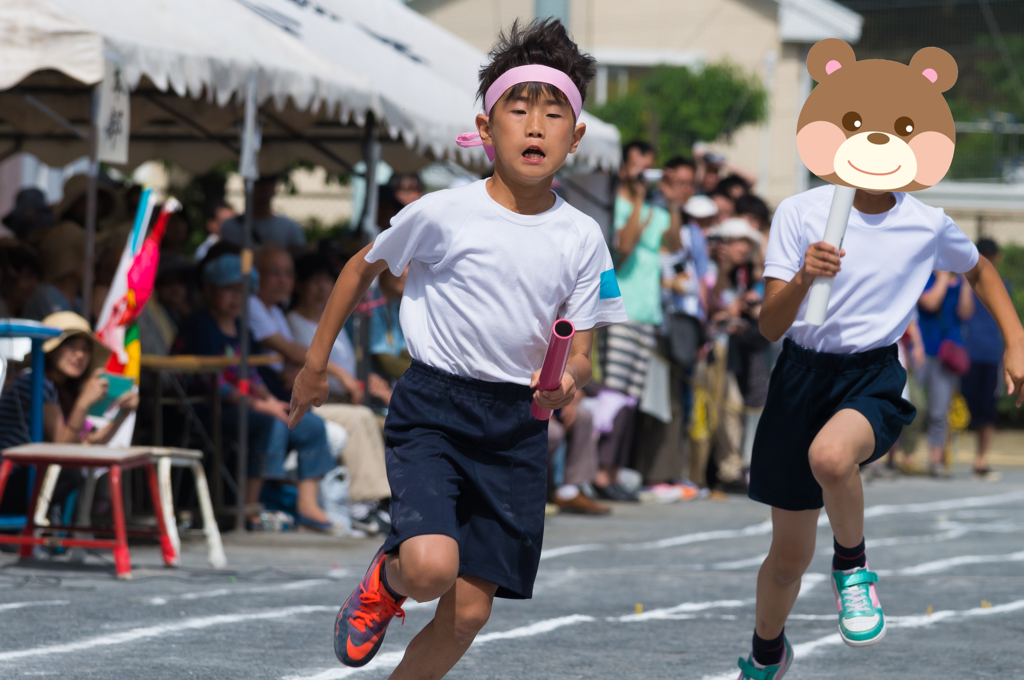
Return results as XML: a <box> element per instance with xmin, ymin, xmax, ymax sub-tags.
<box><xmin>2</xmin><ymin>188</ymin><xmax>55</xmax><ymax>240</ymax></box>
<box><xmin>249</xmin><ymin>244</ymin><xmax>364</xmax><ymax>400</ymax></box>
<box><xmin>22</xmin><ymin>222</ymin><xmax>85</xmax><ymax>320</ymax></box>
<box><xmin>286</xmin><ymin>251</ymin><xmax>393</xmax><ymax>535</ymax></box>
<box><xmin>137</xmin><ymin>254</ymin><xmax>193</xmax><ymax>357</ymax></box>
<box><xmin>0</xmin><ymin>311</ymin><xmax>139</xmax><ymax>449</ymax></box>
<box><xmin>220</xmin><ymin>176</ymin><xmax>306</xmax><ymax>248</ymax></box>
<box><xmin>0</xmin><ymin>240</ymin><xmax>41</xmax><ymax>318</ymax></box>
<box><xmin>194</xmin><ymin>201</ymin><xmax>235</xmax><ymax>261</ymax></box>
<box><xmin>174</xmin><ymin>252</ymin><xmax>338</xmax><ymax>532</ymax></box>
<box><xmin>547</xmin><ymin>392</ymin><xmax>609</xmax><ymax>515</ymax></box>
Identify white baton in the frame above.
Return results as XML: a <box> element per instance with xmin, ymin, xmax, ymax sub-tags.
<box><xmin>804</xmin><ymin>185</ymin><xmax>856</xmax><ymax>326</ymax></box>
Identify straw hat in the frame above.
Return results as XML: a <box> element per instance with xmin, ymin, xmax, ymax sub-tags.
<box><xmin>40</xmin><ymin>312</ymin><xmax>111</xmax><ymax>375</ymax></box>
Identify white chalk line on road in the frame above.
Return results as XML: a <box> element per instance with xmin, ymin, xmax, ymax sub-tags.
<box><xmin>876</xmin><ymin>548</ymin><xmax>1024</xmax><ymax>576</ymax></box>
<box><xmin>281</xmin><ymin>614</ymin><xmax>597</xmax><ymax>680</ymax></box>
<box><xmin>539</xmin><ymin>491</ymin><xmax>1024</xmax><ymax>562</ymax></box>
<box><xmin>146</xmin><ymin>579</ymin><xmax>331</xmax><ymax>606</ymax></box>
<box><xmin>699</xmin><ymin>598</ymin><xmax>1024</xmax><ymax>680</ymax></box>
<box><xmin>0</xmin><ymin>600</ymin><xmax>69</xmax><ymax>612</ymax></box>
<box><xmin>0</xmin><ymin>605</ymin><xmax>335</xmax><ymax>663</ymax></box>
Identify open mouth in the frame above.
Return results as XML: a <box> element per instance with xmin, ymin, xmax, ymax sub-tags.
<box><xmin>848</xmin><ymin>160</ymin><xmax>900</xmax><ymax>176</ymax></box>
<box><xmin>522</xmin><ymin>146</ymin><xmax>546</xmax><ymax>161</ymax></box>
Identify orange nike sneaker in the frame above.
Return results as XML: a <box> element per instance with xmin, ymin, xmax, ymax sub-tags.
<box><xmin>335</xmin><ymin>547</ymin><xmax>406</xmax><ymax>666</ymax></box>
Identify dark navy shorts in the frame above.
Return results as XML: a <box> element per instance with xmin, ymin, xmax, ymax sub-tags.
<box><xmin>749</xmin><ymin>339</ymin><xmax>916</xmax><ymax>511</ymax></box>
<box><xmin>381</xmin><ymin>360</ymin><xmax>548</xmax><ymax>599</ymax></box>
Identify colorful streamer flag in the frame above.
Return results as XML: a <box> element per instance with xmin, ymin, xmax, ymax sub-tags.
<box><xmin>96</xmin><ymin>191</ymin><xmax>179</xmax><ymax>381</ymax></box>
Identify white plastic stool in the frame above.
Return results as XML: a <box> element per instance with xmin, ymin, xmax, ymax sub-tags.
<box><xmin>35</xmin><ymin>446</ymin><xmax>226</xmax><ymax>569</ymax></box>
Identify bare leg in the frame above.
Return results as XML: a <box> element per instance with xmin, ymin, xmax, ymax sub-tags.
<box><xmin>975</xmin><ymin>424</ymin><xmax>994</xmax><ymax>471</ymax></box>
<box><xmin>808</xmin><ymin>409</ymin><xmax>875</xmax><ymax>549</ymax></box>
<box><xmin>755</xmin><ymin>508</ymin><xmax>820</xmax><ymax>639</ymax></box>
<box><xmin>296</xmin><ymin>479</ymin><xmax>330</xmax><ymax>523</ymax></box>
<box><xmin>384</xmin><ymin>534</ymin><xmax>460</xmax><ymax>602</ymax></box>
<box><xmin>389</xmin><ymin>575</ymin><xmax>498</xmax><ymax>680</ymax></box>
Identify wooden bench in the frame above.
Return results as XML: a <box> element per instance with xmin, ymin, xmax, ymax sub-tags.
<box><xmin>0</xmin><ymin>444</ymin><xmax>176</xmax><ymax>579</ymax></box>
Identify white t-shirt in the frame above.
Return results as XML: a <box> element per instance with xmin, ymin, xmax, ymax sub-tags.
<box><xmin>365</xmin><ymin>179</ymin><xmax>628</xmax><ymax>384</ymax></box>
<box><xmin>765</xmin><ymin>185</ymin><xmax>979</xmax><ymax>354</ymax></box>
<box><xmin>288</xmin><ymin>310</ymin><xmax>356</xmax><ymax>395</ymax></box>
<box><xmin>248</xmin><ymin>296</ymin><xmax>292</xmax><ymax>370</ymax></box>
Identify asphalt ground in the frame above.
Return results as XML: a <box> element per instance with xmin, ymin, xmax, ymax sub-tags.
<box><xmin>1</xmin><ymin>466</ymin><xmax>1022</xmax><ymax>679</ymax></box>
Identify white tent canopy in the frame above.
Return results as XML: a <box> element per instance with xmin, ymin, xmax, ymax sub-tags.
<box><xmin>318</xmin><ymin>0</ymin><xmax>621</xmax><ymax>171</ymax></box>
<box><xmin>0</xmin><ymin>0</ymin><xmax>619</xmax><ymax>174</ymax></box>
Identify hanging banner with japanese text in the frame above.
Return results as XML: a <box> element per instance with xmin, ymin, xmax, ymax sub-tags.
<box><xmin>96</xmin><ymin>59</ymin><xmax>130</xmax><ymax>164</ymax></box>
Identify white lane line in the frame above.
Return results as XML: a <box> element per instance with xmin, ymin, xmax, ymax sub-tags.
<box><xmin>612</xmin><ymin>599</ymin><xmax>751</xmax><ymax>622</ymax></box>
<box><xmin>629</xmin><ymin>521</ymin><xmax>774</xmax><ymax>551</ymax></box>
<box><xmin>700</xmin><ymin>598</ymin><xmax>1024</xmax><ymax>680</ymax></box>
<box><xmin>0</xmin><ymin>605</ymin><xmax>334</xmax><ymax>663</ymax></box>
<box><xmin>539</xmin><ymin>543</ymin><xmax>608</xmax><ymax>561</ymax></box>
<box><xmin>876</xmin><ymin>549</ymin><xmax>1024</xmax><ymax>576</ymax></box>
<box><xmin>281</xmin><ymin>614</ymin><xmax>596</xmax><ymax>680</ymax></box>
<box><xmin>713</xmin><ymin>554</ymin><xmax>768</xmax><ymax>570</ymax></box>
<box><xmin>797</xmin><ymin>573</ymin><xmax>828</xmax><ymax>599</ymax></box>
<box><xmin>0</xmin><ymin>601</ymin><xmax>69</xmax><ymax>612</ymax></box>
<box><xmin>147</xmin><ymin>579</ymin><xmax>331</xmax><ymax>606</ymax></box>
<box><xmin>540</xmin><ymin>492</ymin><xmax>1024</xmax><ymax>562</ymax></box>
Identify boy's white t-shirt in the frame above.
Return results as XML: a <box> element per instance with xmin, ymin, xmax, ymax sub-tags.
<box><xmin>365</xmin><ymin>179</ymin><xmax>628</xmax><ymax>384</ymax></box>
<box><xmin>765</xmin><ymin>185</ymin><xmax>979</xmax><ymax>354</ymax></box>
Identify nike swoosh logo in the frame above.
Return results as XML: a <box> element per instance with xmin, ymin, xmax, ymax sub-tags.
<box><xmin>347</xmin><ymin>635</ymin><xmax>379</xmax><ymax>660</ymax></box>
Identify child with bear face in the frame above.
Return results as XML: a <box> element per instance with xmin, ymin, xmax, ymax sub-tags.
<box><xmin>736</xmin><ymin>39</ymin><xmax>1024</xmax><ymax>678</ymax></box>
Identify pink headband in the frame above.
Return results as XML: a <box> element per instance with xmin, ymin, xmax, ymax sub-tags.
<box><xmin>456</xmin><ymin>64</ymin><xmax>583</xmax><ymax>162</ymax></box>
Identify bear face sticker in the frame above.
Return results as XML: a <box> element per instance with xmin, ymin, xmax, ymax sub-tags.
<box><xmin>797</xmin><ymin>39</ymin><xmax>958</xmax><ymax>192</ymax></box>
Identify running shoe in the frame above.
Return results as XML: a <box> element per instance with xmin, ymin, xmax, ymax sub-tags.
<box><xmin>335</xmin><ymin>547</ymin><xmax>406</xmax><ymax>666</ymax></box>
<box><xmin>831</xmin><ymin>565</ymin><xmax>886</xmax><ymax>647</ymax></box>
<box><xmin>736</xmin><ymin>637</ymin><xmax>793</xmax><ymax>680</ymax></box>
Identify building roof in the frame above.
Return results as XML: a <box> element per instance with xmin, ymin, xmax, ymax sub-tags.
<box><xmin>778</xmin><ymin>0</ymin><xmax>863</xmax><ymax>43</ymax></box>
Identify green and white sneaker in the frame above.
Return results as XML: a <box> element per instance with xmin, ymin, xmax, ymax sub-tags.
<box><xmin>831</xmin><ymin>565</ymin><xmax>886</xmax><ymax>647</ymax></box>
<box><xmin>736</xmin><ymin>638</ymin><xmax>793</xmax><ymax>680</ymax></box>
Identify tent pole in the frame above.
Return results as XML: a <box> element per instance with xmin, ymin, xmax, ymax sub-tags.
<box><xmin>82</xmin><ymin>86</ymin><xmax>100</xmax><ymax>325</ymax></box>
<box><xmin>236</xmin><ymin>72</ymin><xmax>259</xmax><ymax>533</ymax></box>
<box><xmin>353</xmin><ymin>113</ymin><xmax>380</xmax><ymax>399</ymax></box>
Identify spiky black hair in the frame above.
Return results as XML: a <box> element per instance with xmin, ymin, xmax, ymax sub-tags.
<box><xmin>477</xmin><ymin>18</ymin><xmax>596</xmax><ymax>117</ymax></box>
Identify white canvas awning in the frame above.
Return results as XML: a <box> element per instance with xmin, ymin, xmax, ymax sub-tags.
<box><xmin>0</xmin><ymin>0</ymin><xmax>620</xmax><ymax>174</ymax></box>
<box><xmin>318</xmin><ymin>0</ymin><xmax>620</xmax><ymax>171</ymax></box>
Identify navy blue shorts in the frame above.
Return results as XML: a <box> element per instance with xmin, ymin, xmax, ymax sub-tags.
<box><xmin>962</xmin><ymin>361</ymin><xmax>999</xmax><ymax>427</ymax></box>
<box><xmin>381</xmin><ymin>360</ymin><xmax>548</xmax><ymax>599</ymax></box>
<box><xmin>749</xmin><ymin>339</ymin><xmax>916</xmax><ymax>511</ymax></box>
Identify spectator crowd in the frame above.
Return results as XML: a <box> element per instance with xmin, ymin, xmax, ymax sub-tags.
<box><xmin>0</xmin><ymin>149</ymin><xmax>1011</xmax><ymax>534</ymax></box>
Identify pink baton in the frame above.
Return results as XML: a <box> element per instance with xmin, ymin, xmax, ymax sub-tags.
<box><xmin>531</xmin><ymin>319</ymin><xmax>576</xmax><ymax>421</ymax></box>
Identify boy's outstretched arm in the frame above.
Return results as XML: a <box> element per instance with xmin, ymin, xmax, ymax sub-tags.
<box><xmin>288</xmin><ymin>244</ymin><xmax>390</xmax><ymax>427</ymax></box>
<box><xmin>964</xmin><ymin>255</ymin><xmax>1024</xmax><ymax>407</ymax></box>
<box><xmin>759</xmin><ymin>242</ymin><xmax>844</xmax><ymax>342</ymax></box>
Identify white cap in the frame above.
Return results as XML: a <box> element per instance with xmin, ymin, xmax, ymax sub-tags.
<box><xmin>708</xmin><ymin>217</ymin><xmax>765</xmax><ymax>251</ymax></box>
<box><xmin>684</xmin><ymin>195</ymin><xmax>718</xmax><ymax>219</ymax></box>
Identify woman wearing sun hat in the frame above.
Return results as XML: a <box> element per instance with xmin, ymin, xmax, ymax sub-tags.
<box><xmin>0</xmin><ymin>311</ymin><xmax>139</xmax><ymax>452</ymax></box>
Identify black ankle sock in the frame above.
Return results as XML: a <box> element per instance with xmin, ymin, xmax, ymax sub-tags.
<box><xmin>752</xmin><ymin>629</ymin><xmax>786</xmax><ymax>666</ymax></box>
<box><xmin>832</xmin><ymin>536</ymin><xmax>867</xmax><ymax>571</ymax></box>
<box><xmin>378</xmin><ymin>559</ymin><xmax>402</xmax><ymax>600</ymax></box>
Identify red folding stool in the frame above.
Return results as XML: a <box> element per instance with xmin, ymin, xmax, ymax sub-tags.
<box><xmin>0</xmin><ymin>444</ymin><xmax>178</xmax><ymax>579</ymax></box>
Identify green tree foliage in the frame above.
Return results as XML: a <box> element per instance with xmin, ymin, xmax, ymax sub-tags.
<box><xmin>589</xmin><ymin>63</ymin><xmax>767</xmax><ymax>164</ymax></box>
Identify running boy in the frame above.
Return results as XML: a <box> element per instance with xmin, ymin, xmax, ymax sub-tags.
<box><xmin>288</xmin><ymin>19</ymin><xmax>626</xmax><ymax>678</ymax></box>
<box><xmin>735</xmin><ymin>40</ymin><xmax>1024</xmax><ymax>679</ymax></box>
